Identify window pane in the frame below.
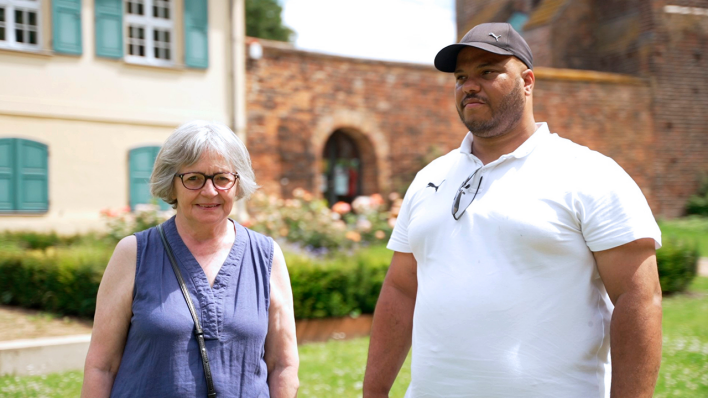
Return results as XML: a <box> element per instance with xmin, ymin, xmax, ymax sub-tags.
<box><xmin>165</xmin><ymin>48</ymin><xmax>170</xmax><ymax>60</ymax></box>
<box><xmin>129</xmin><ymin>44</ymin><xmax>134</xmax><ymax>55</ymax></box>
<box><xmin>164</xmin><ymin>31</ymin><xmax>170</xmax><ymax>43</ymax></box>
<box><xmin>29</xmin><ymin>30</ymin><xmax>36</xmax><ymax>44</ymax></box>
<box><xmin>0</xmin><ymin>28</ymin><xmax>4</xmax><ymax>41</ymax></box>
<box><xmin>154</xmin><ymin>47</ymin><xmax>159</xmax><ymax>58</ymax></box>
<box><xmin>28</xmin><ymin>12</ymin><xmax>36</xmax><ymax>26</ymax></box>
<box><xmin>138</xmin><ymin>45</ymin><xmax>144</xmax><ymax>56</ymax></box>
<box><xmin>153</xmin><ymin>5</ymin><xmax>157</xmax><ymax>17</ymax></box>
<box><xmin>138</xmin><ymin>27</ymin><xmax>144</xmax><ymax>39</ymax></box>
<box><xmin>164</xmin><ymin>7</ymin><xmax>169</xmax><ymax>19</ymax></box>
<box><xmin>15</xmin><ymin>10</ymin><xmax>22</xmax><ymax>24</ymax></box>
<box><xmin>127</xmin><ymin>2</ymin><xmax>133</xmax><ymax>14</ymax></box>
<box><xmin>0</xmin><ymin>8</ymin><xmax>5</xmax><ymax>22</ymax></box>
<box><xmin>137</xmin><ymin>3</ymin><xmax>143</xmax><ymax>15</ymax></box>
<box><xmin>16</xmin><ymin>29</ymin><xmax>23</xmax><ymax>43</ymax></box>
<box><xmin>153</xmin><ymin>29</ymin><xmax>158</xmax><ymax>41</ymax></box>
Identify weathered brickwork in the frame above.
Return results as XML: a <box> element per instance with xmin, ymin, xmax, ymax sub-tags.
<box><xmin>246</xmin><ymin>42</ymin><xmax>655</xmax><ymax>209</ymax></box>
<box><xmin>457</xmin><ymin>0</ymin><xmax>708</xmax><ymax>216</ymax></box>
<box><xmin>649</xmin><ymin>0</ymin><xmax>708</xmax><ymax>217</ymax></box>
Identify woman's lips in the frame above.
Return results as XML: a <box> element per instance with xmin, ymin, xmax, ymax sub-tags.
<box><xmin>196</xmin><ymin>204</ymin><xmax>220</xmax><ymax>209</ymax></box>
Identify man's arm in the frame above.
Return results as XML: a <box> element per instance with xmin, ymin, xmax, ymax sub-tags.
<box><xmin>594</xmin><ymin>237</ymin><xmax>662</xmax><ymax>398</ymax></box>
<box><xmin>363</xmin><ymin>251</ymin><xmax>418</xmax><ymax>398</ymax></box>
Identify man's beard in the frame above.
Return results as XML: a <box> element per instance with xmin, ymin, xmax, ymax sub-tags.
<box><xmin>457</xmin><ymin>83</ymin><xmax>525</xmax><ymax>139</ymax></box>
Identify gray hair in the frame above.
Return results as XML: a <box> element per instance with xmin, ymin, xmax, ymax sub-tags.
<box><xmin>151</xmin><ymin>120</ymin><xmax>259</xmax><ymax>207</ymax></box>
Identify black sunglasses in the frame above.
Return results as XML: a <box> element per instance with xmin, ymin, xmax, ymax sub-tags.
<box><xmin>451</xmin><ymin>169</ymin><xmax>483</xmax><ymax>220</ymax></box>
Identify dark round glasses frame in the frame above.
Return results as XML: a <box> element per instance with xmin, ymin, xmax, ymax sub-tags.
<box><xmin>175</xmin><ymin>172</ymin><xmax>240</xmax><ymax>191</ymax></box>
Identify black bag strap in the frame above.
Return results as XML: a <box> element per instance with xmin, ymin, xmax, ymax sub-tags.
<box><xmin>157</xmin><ymin>224</ymin><xmax>217</xmax><ymax>398</ymax></box>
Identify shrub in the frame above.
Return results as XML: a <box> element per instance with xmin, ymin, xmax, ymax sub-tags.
<box><xmin>101</xmin><ymin>204</ymin><xmax>174</xmax><ymax>243</ymax></box>
<box><xmin>686</xmin><ymin>175</ymin><xmax>708</xmax><ymax>216</ymax></box>
<box><xmin>0</xmin><ymin>246</ymin><xmax>110</xmax><ymax>317</ymax></box>
<box><xmin>657</xmin><ymin>238</ymin><xmax>699</xmax><ymax>294</ymax></box>
<box><xmin>285</xmin><ymin>245</ymin><xmax>391</xmax><ymax>319</ymax></box>
<box><xmin>247</xmin><ymin>189</ymin><xmax>398</xmax><ymax>253</ymax></box>
<box><xmin>0</xmin><ymin>241</ymin><xmax>392</xmax><ymax>320</ymax></box>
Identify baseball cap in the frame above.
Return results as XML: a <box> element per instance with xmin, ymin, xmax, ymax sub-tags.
<box><xmin>434</xmin><ymin>22</ymin><xmax>533</xmax><ymax>72</ymax></box>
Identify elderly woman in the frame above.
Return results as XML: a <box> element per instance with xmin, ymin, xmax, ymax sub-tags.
<box><xmin>82</xmin><ymin>121</ymin><xmax>299</xmax><ymax>398</ymax></box>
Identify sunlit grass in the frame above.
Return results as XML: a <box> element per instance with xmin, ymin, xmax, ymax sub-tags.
<box><xmin>655</xmin><ymin>277</ymin><xmax>708</xmax><ymax>397</ymax></box>
<box><xmin>1</xmin><ymin>280</ymin><xmax>705</xmax><ymax>397</ymax></box>
<box><xmin>0</xmin><ymin>371</ymin><xmax>83</xmax><ymax>398</ymax></box>
<box><xmin>298</xmin><ymin>336</ymin><xmax>411</xmax><ymax>398</ymax></box>
<box><xmin>659</xmin><ymin>216</ymin><xmax>708</xmax><ymax>256</ymax></box>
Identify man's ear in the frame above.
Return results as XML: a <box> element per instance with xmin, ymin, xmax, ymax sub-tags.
<box><xmin>521</xmin><ymin>68</ymin><xmax>535</xmax><ymax>96</ymax></box>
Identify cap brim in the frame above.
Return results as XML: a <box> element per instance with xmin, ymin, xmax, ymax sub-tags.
<box><xmin>434</xmin><ymin>42</ymin><xmax>514</xmax><ymax>73</ymax></box>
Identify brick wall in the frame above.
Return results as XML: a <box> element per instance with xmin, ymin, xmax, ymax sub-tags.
<box><xmin>456</xmin><ymin>0</ymin><xmax>708</xmax><ymax>216</ymax></box>
<box><xmin>649</xmin><ymin>0</ymin><xmax>708</xmax><ymax>217</ymax></box>
<box><xmin>246</xmin><ymin>41</ymin><xmax>656</xmax><ymax>208</ymax></box>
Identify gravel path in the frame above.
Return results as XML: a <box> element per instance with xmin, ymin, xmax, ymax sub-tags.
<box><xmin>0</xmin><ymin>306</ymin><xmax>92</xmax><ymax>341</ymax></box>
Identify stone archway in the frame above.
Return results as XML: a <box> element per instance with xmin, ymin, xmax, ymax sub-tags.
<box><xmin>321</xmin><ymin>128</ymin><xmax>378</xmax><ymax>205</ymax></box>
<box><xmin>311</xmin><ymin>110</ymin><xmax>390</xmax><ymax>201</ymax></box>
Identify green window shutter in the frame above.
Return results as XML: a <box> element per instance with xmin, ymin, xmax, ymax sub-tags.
<box><xmin>95</xmin><ymin>0</ymin><xmax>123</xmax><ymax>58</ymax></box>
<box><xmin>52</xmin><ymin>0</ymin><xmax>83</xmax><ymax>54</ymax></box>
<box><xmin>0</xmin><ymin>139</ymin><xmax>16</xmax><ymax>211</ymax></box>
<box><xmin>16</xmin><ymin>140</ymin><xmax>49</xmax><ymax>212</ymax></box>
<box><xmin>184</xmin><ymin>0</ymin><xmax>208</xmax><ymax>68</ymax></box>
<box><xmin>129</xmin><ymin>146</ymin><xmax>168</xmax><ymax>210</ymax></box>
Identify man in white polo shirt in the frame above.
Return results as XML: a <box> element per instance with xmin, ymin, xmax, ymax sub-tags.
<box><xmin>363</xmin><ymin>23</ymin><xmax>662</xmax><ymax>398</ymax></box>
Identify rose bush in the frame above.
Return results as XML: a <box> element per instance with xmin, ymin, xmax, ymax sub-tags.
<box><xmin>246</xmin><ymin>189</ymin><xmax>401</xmax><ymax>253</ymax></box>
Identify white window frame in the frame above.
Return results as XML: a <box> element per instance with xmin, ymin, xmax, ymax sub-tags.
<box><xmin>0</xmin><ymin>0</ymin><xmax>41</xmax><ymax>51</ymax></box>
<box><xmin>124</xmin><ymin>0</ymin><xmax>173</xmax><ymax>66</ymax></box>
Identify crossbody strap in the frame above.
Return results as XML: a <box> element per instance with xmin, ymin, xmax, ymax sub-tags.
<box><xmin>157</xmin><ymin>224</ymin><xmax>217</xmax><ymax>398</ymax></box>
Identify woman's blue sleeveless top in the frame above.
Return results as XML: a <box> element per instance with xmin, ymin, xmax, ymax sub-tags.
<box><xmin>110</xmin><ymin>217</ymin><xmax>273</xmax><ymax>398</ymax></box>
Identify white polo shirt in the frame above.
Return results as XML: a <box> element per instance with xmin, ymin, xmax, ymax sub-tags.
<box><xmin>388</xmin><ymin>123</ymin><xmax>661</xmax><ymax>398</ymax></box>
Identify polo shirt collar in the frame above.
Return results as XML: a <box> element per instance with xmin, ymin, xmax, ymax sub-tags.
<box><xmin>459</xmin><ymin>123</ymin><xmax>551</xmax><ymax>160</ymax></box>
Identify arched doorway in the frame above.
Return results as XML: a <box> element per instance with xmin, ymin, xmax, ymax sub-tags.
<box><xmin>322</xmin><ymin>129</ymin><xmax>363</xmax><ymax>205</ymax></box>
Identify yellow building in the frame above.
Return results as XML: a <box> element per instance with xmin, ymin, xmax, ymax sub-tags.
<box><xmin>0</xmin><ymin>0</ymin><xmax>247</xmax><ymax>233</ymax></box>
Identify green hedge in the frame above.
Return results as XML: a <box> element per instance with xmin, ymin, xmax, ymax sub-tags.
<box><xmin>0</xmin><ymin>233</ymin><xmax>699</xmax><ymax>319</ymax></box>
<box><xmin>0</xmin><ymin>246</ymin><xmax>108</xmax><ymax>317</ymax></box>
<box><xmin>286</xmin><ymin>246</ymin><xmax>391</xmax><ymax>319</ymax></box>
<box><xmin>0</xmin><ymin>242</ymin><xmax>391</xmax><ymax>320</ymax></box>
<box><xmin>657</xmin><ymin>238</ymin><xmax>699</xmax><ymax>294</ymax></box>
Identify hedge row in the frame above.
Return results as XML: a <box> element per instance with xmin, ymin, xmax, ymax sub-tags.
<box><xmin>656</xmin><ymin>238</ymin><xmax>699</xmax><ymax>294</ymax></box>
<box><xmin>0</xmin><ymin>237</ymin><xmax>698</xmax><ymax>319</ymax></box>
<box><xmin>0</xmin><ymin>243</ymin><xmax>391</xmax><ymax>320</ymax></box>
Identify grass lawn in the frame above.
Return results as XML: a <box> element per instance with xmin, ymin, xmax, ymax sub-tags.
<box><xmin>659</xmin><ymin>216</ymin><xmax>708</xmax><ymax>256</ymax></box>
<box><xmin>0</xmin><ymin>277</ymin><xmax>708</xmax><ymax>398</ymax></box>
<box><xmin>1</xmin><ymin>279</ymin><xmax>706</xmax><ymax>397</ymax></box>
<box><xmin>654</xmin><ymin>277</ymin><xmax>708</xmax><ymax>397</ymax></box>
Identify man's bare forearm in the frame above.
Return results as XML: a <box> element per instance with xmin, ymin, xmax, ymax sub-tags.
<box><xmin>610</xmin><ymin>290</ymin><xmax>662</xmax><ymax>398</ymax></box>
<box><xmin>363</xmin><ymin>282</ymin><xmax>416</xmax><ymax>398</ymax></box>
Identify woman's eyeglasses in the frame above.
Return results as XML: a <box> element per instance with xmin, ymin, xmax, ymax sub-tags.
<box><xmin>175</xmin><ymin>172</ymin><xmax>239</xmax><ymax>191</ymax></box>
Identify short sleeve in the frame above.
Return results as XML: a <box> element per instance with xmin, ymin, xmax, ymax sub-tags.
<box><xmin>387</xmin><ymin>183</ymin><xmax>416</xmax><ymax>253</ymax></box>
<box><xmin>577</xmin><ymin>158</ymin><xmax>661</xmax><ymax>252</ymax></box>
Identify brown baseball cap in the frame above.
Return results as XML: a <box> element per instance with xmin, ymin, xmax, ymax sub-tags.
<box><xmin>434</xmin><ymin>22</ymin><xmax>533</xmax><ymax>72</ymax></box>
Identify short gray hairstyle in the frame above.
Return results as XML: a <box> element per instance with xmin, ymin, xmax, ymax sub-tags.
<box><xmin>151</xmin><ymin>120</ymin><xmax>259</xmax><ymax>207</ymax></box>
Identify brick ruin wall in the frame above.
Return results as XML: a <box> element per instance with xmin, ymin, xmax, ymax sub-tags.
<box><xmin>245</xmin><ymin>43</ymin><xmax>658</xmax><ymax>211</ymax></box>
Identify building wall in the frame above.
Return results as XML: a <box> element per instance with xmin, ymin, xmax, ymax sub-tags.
<box><xmin>457</xmin><ymin>0</ymin><xmax>708</xmax><ymax>217</ymax></box>
<box><xmin>649</xmin><ymin>1</ymin><xmax>708</xmax><ymax>217</ymax></box>
<box><xmin>246</xmin><ymin>42</ymin><xmax>656</xmax><ymax>209</ymax></box>
<box><xmin>246</xmin><ymin>41</ymin><xmax>461</xmax><ymax>199</ymax></box>
<box><xmin>0</xmin><ymin>0</ymin><xmax>233</xmax><ymax>232</ymax></box>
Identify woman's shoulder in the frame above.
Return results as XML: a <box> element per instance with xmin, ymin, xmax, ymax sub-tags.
<box><xmin>237</xmin><ymin>221</ymin><xmax>274</xmax><ymax>246</ymax></box>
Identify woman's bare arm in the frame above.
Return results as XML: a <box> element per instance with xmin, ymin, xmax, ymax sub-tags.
<box><xmin>264</xmin><ymin>241</ymin><xmax>299</xmax><ymax>398</ymax></box>
<box><xmin>81</xmin><ymin>236</ymin><xmax>136</xmax><ymax>398</ymax></box>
